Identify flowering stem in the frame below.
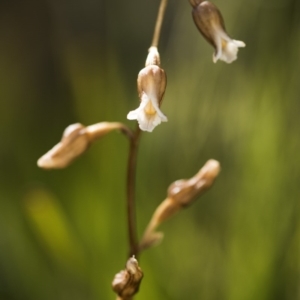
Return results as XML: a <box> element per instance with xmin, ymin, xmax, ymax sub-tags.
<box><xmin>151</xmin><ymin>0</ymin><xmax>169</xmax><ymax>48</ymax></box>
<box><xmin>126</xmin><ymin>125</ymin><xmax>142</xmax><ymax>257</ymax></box>
<box><xmin>125</xmin><ymin>0</ymin><xmax>168</xmax><ymax>260</ymax></box>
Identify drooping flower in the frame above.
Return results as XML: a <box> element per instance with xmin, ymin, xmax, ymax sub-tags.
<box><xmin>190</xmin><ymin>0</ymin><xmax>245</xmax><ymax>63</ymax></box>
<box><xmin>37</xmin><ymin>122</ymin><xmax>130</xmax><ymax>169</ymax></box>
<box><xmin>139</xmin><ymin>159</ymin><xmax>221</xmax><ymax>251</ymax></box>
<box><xmin>127</xmin><ymin>64</ymin><xmax>167</xmax><ymax>132</ymax></box>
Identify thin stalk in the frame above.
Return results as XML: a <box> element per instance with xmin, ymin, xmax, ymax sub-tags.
<box><xmin>126</xmin><ymin>0</ymin><xmax>168</xmax><ymax>260</ymax></box>
<box><xmin>126</xmin><ymin>125</ymin><xmax>141</xmax><ymax>257</ymax></box>
<box><xmin>151</xmin><ymin>0</ymin><xmax>169</xmax><ymax>47</ymax></box>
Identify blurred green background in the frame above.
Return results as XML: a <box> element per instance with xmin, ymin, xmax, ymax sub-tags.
<box><xmin>1</xmin><ymin>0</ymin><xmax>300</xmax><ymax>299</ymax></box>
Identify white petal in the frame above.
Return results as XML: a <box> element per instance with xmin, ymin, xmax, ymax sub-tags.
<box><xmin>127</xmin><ymin>93</ymin><xmax>167</xmax><ymax>132</ymax></box>
<box><xmin>137</xmin><ymin>112</ymin><xmax>164</xmax><ymax>132</ymax></box>
<box><xmin>233</xmin><ymin>40</ymin><xmax>246</xmax><ymax>47</ymax></box>
<box><xmin>212</xmin><ymin>30</ymin><xmax>245</xmax><ymax>64</ymax></box>
<box><xmin>127</xmin><ymin>96</ymin><xmax>149</xmax><ymax>120</ymax></box>
<box><xmin>213</xmin><ymin>35</ymin><xmax>223</xmax><ymax>63</ymax></box>
<box><xmin>219</xmin><ymin>39</ymin><xmax>245</xmax><ymax>63</ymax></box>
<box><xmin>127</xmin><ymin>109</ymin><xmax>140</xmax><ymax>120</ymax></box>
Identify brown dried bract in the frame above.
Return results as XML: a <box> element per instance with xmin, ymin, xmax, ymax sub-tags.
<box><xmin>112</xmin><ymin>257</ymin><xmax>143</xmax><ymax>300</ymax></box>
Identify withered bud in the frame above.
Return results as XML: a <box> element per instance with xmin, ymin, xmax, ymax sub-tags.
<box><xmin>127</xmin><ymin>64</ymin><xmax>168</xmax><ymax>132</ymax></box>
<box><xmin>38</xmin><ymin>122</ymin><xmax>131</xmax><ymax>169</ymax></box>
<box><xmin>139</xmin><ymin>159</ymin><xmax>220</xmax><ymax>251</ymax></box>
<box><xmin>190</xmin><ymin>1</ymin><xmax>245</xmax><ymax>63</ymax></box>
<box><xmin>37</xmin><ymin>123</ymin><xmax>88</xmax><ymax>169</ymax></box>
<box><xmin>145</xmin><ymin>46</ymin><xmax>161</xmax><ymax>66</ymax></box>
<box><xmin>112</xmin><ymin>256</ymin><xmax>143</xmax><ymax>300</ymax></box>
<box><xmin>168</xmin><ymin>159</ymin><xmax>221</xmax><ymax>207</ymax></box>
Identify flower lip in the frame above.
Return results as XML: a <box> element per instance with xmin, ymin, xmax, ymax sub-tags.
<box><xmin>212</xmin><ymin>31</ymin><xmax>246</xmax><ymax>63</ymax></box>
<box><xmin>127</xmin><ymin>93</ymin><xmax>168</xmax><ymax>132</ymax></box>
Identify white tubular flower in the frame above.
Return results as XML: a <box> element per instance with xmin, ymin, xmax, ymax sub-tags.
<box><xmin>212</xmin><ymin>27</ymin><xmax>245</xmax><ymax>63</ymax></box>
<box><xmin>127</xmin><ymin>65</ymin><xmax>167</xmax><ymax>132</ymax></box>
<box><xmin>190</xmin><ymin>0</ymin><xmax>245</xmax><ymax>63</ymax></box>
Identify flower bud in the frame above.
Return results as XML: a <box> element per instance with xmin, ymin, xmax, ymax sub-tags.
<box><xmin>37</xmin><ymin>122</ymin><xmax>131</xmax><ymax>169</ymax></box>
<box><xmin>37</xmin><ymin>123</ymin><xmax>89</xmax><ymax>169</ymax></box>
<box><xmin>127</xmin><ymin>64</ymin><xmax>167</xmax><ymax>132</ymax></box>
<box><xmin>167</xmin><ymin>159</ymin><xmax>220</xmax><ymax>207</ymax></box>
<box><xmin>190</xmin><ymin>1</ymin><xmax>245</xmax><ymax>63</ymax></box>
<box><xmin>112</xmin><ymin>256</ymin><xmax>143</xmax><ymax>300</ymax></box>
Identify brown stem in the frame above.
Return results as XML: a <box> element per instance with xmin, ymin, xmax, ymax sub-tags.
<box><xmin>86</xmin><ymin>122</ymin><xmax>133</xmax><ymax>141</ymax></box>
<box><xmin>126</xmin><ymin>125</ymin><xmax>142</xmax><ymax>257</ymax></box>
<box><xmin>151</xmin><ymin>0</ymin><xmax>169</xmax><ymax>48</ymax></box>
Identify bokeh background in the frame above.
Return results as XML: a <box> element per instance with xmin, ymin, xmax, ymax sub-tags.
<box><xmin>1</xmin><ymin>0</ymin><xmax>300</xmax><ymax>299</ymax></box>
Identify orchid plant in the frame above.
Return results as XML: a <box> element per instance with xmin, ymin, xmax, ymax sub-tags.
<box><xmin>37</xmin><ymin>0</ymin><xmax>245</xmax><ymax>298</ymax></box>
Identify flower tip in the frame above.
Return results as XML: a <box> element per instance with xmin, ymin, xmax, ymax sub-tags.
<box><xmin>138</xmin><ymin>113</ymin><xmax>168</xmax><ymax>132</ymax></box>
<box><xmin>205</xmin><ymin>159</ymin><xmax>221</xmax><ymax>176</ymax></box>
<box><xmin>127</xmin><ymin>111</ymin><xmax>137</xmax><ymax>120</ymax></box>
<box><xmin>236</xmin><ymin>40</ymin><xmax>246</xmax><ymax>47</ymax></box>
<box><xmin>37</xmin><ymin>151</ymin><xmax>69</xmax><ymax>169</ymax></box>
<box><xmin>37</xmin><ymin>155</ymin><xmax>52</xmax><ymax>169</ymax></box>
<box><xmin>37</xmin><ymin>145</ymin><xmax>67</xmax><ymax>169</ymax></box>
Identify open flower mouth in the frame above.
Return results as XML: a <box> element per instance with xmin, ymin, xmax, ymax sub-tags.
<box><xmin>127</xmin><ymin>95</ymin><xmax>168</xmax><ymax>132</ymax></box>
<box><xmin>145</xmin><ymin>100</ymin><xmax>157</xmax><ymax>115</ymax></box>
<box><xmin>213</xmin><ymin>34</ymin><xmax>246</xmax><ymax>63</ymax></box>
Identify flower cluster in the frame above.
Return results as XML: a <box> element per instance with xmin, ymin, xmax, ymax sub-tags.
<box><xmin>37</xmin><ymin>2</ymin><xmax>244</xmax><ymax>298</ymax></box>
<box><xmin>127</xmin><ymin>1</ymin><xmax>245</xmax><ymax>132</ymax></box>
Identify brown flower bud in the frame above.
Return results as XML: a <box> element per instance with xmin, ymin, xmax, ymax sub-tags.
<box><xmin>127</xmin><ymin>64</ymin><xmax>167</xmax><ymax>132</ymax></box>
<box><xmin>112</xmin><ymin>256</ymin><xmax>143</xmax><ymax>300</ymax></box>
<box><xmin>37</xmin><ymin>122</ymin><xmax>132</xmax><ymax>169</ymax></box>
<box><xmin>190</xmin><ymin>1</ymin><xmax>245</xmax><ymax>63</ymax></box>
<box><xmin>139</xmin><ymin>159</ymin><xmax>221</xmax><ymax>251</ymax></box>
<box><xmin>168</xmin><ymin>159</ymin><xmax>221</xmax><ymax>207</ymax></box>
<box><xmin>37</xmin><ymin>123</ymin><xmax>89</xmax><ymax>169</ymax></box>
